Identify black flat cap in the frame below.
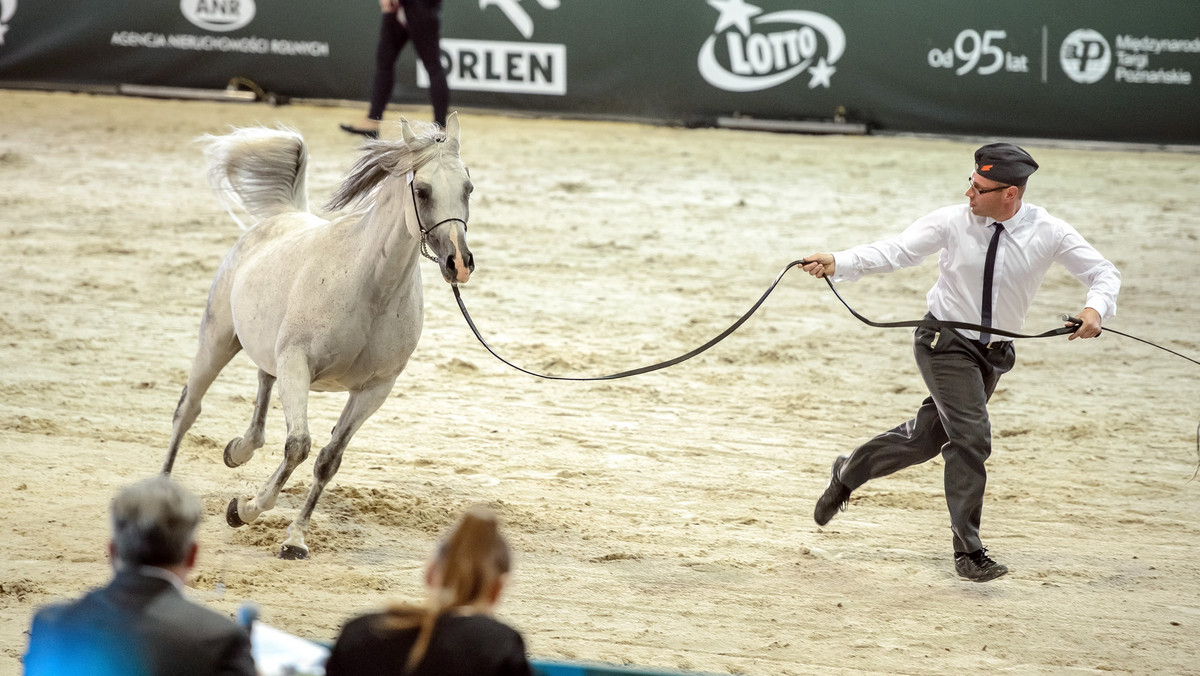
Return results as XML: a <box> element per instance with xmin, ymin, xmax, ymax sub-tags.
<box><xmin>974</xmin><ymin>143</ymin><xmax>1038</xmax><ymax>186</ymax></box>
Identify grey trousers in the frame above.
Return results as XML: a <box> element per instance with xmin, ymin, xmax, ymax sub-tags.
<box><xmin>837</xmin><ymin>319</ymin><xmax>1016</xmax><ymax>554</ymax></box>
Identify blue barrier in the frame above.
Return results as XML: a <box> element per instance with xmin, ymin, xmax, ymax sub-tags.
<box><xmin>533</xmin><ymin>658</ymin><xmax>721</xmax><ymax>676</ymax></box>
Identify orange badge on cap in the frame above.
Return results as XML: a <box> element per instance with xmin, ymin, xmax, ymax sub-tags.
<box><xmin>980</xmin><ymin>164</ymin><xmax>993</xmax><ymax>171</ymax></box>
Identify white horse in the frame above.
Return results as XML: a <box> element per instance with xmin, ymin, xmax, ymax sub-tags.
<box><xmin>162</xmin><ymin>114</ymin><xmax>474</xmax><ymax>559</ymax></box>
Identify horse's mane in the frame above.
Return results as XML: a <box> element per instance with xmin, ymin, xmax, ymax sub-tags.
<box><xmin>324</xmin><ymin>120</ymin><xmax>450</xmax><ymax>213</ymax></box>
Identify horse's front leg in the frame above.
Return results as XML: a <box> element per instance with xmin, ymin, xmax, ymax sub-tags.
<box><xmin>224</xmin><ymin>369</ymin><xmax>275</xmax><ymax>468</ymax></box>
<box><xmin>226</xmin><ymin>352</ymin><xmax>311</xmax><ymax>529</ymax></box>
<box><xmin>163</xmin><ymin>315</ymin><xmax>241</xmax><ymax>475</ymax></box>
<box><xmin>278</xmin><ymin>378</ymin><xmax>396</xmax><ymax>560</ymax></box>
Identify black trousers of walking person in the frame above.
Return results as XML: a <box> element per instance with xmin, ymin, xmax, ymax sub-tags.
<box><xmin>368</xmin><ymin>0</ymin><xmax>448</xmax><ymax>127</ymax></box>
<box><xmin>836</xmin><ymin>316</ymin><xmax>1015</xmax><ymax>554</ymax></box>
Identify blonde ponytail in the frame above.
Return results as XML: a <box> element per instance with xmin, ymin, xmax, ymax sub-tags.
<box><xmin>382</xmin><ymin>506</ymin><xmax>512</xmax><ymax>673</ymax></box>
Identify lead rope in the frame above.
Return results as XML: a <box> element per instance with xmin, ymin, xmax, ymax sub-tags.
<box><xmin>452</xmin><ymin>258</ymin><xmax>1200</xmax><ymax>477</ymax></box>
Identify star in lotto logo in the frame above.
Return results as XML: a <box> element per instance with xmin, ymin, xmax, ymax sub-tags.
<box><xmin>698</xmin><ymin>0</ymin><xmax>845</xmax><ymax>92</ymax></box>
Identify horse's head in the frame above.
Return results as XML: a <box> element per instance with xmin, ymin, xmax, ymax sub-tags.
<box><xmin>325</xmin><ymin>112</ymin><xmax>474</xmax><ymax>285</ymax></box>
<box><xmin>403</xmin><ymin>113</ymin><xmax>473</xmax><ymax>285</ymax></box>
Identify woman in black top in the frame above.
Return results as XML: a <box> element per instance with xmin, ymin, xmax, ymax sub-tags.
<box><xmin>324</xmin><ymin>507</ymin><xmax>532</xmax><ymax>676</ymax></box>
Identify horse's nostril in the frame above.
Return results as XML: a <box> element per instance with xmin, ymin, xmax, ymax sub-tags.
<box><xmin>445</xmin><ymin>256</ymin><xmax>456</xmax><ymax>273</ymax></box>
<box><xmin>466</xmin><ymin>254</ymin><xmax>475</xmax><ymax>272</ymax></box>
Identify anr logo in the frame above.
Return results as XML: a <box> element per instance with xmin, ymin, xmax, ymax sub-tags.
<box><xmin>180</xmin><ymin>0</ymin><xmax>255</xmax><ymax>33</ymax></box>
<box><xmin>1060</xmin><ymin>29</ymin><xmax>1110</xmax><ymax>84</ymax></box>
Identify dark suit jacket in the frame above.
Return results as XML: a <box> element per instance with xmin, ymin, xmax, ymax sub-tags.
<box><xmin>23</xmin><ymin>568</ymin><xmax>255</xmax><ymax>676</ymax></box>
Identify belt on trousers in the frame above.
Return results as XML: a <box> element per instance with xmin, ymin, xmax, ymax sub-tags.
<box><xmin>973</xmin><ymin>340</ymin><xmax>1011</xmax><ymax>350</ymax></box>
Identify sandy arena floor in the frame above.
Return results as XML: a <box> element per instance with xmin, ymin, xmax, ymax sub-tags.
<box><xmin>1</xmin><ymin>89</ymin><xmax>1199</xmax><ymax>675</ymax></box>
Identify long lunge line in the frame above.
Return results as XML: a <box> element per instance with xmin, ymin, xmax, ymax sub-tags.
<box><xmin>455</xmin><ymin>257</ymin><xmax>1200</xmax><ymax>478</ymax></box>
<box><xmin>452</xmin><ymin>259</ymin><xmax>1115</xmax><ymax>382</ymax></box>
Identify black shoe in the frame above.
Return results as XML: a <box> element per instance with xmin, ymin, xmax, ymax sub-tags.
<box><xmin>339</xmin><ymin>123</ymin><xmax>379</xmax><ymax>139</ymax></box>
<box><xmin>954</xmin><ymin>548</ymin><xmax>1008</xmax><ymax>582</ymax></box>
<box><xmin>813</xmin><ymin>455</ymin><xmax>851</xmax><ymax>526</ymax></box>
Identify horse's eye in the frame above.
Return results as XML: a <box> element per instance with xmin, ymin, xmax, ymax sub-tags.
<box><xmin>415</xmin><ymin>188</ymin><xmax>429</xmax><ymax>200</ymax></box>
<box><xmin>465</xmin><ymin>182</ymin><xmax>474</xmax><ymax>196</ymax></box>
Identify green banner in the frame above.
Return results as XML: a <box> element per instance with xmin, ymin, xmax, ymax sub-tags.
<box><xmin>0</xmin><ymin>1</ymin><xmax>1196</xmax><ymax>144</ymax></box>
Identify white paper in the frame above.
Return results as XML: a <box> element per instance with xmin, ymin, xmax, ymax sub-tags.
<box><xmin>250</xmin><ymin>621</ymin><xmax>330</xmax><ymax>676</ymax></box>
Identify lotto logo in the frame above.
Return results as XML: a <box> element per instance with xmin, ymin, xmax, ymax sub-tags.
<box><xmin>698</xmin><ymin>0</ymin><xmax>845</xmax><ymax>92</ymax></box>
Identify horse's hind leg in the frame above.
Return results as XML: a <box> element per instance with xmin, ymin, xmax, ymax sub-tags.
<box><xmin>279</xmin><ymin>378</ymin><xmax>396</xmax><ymax>560</ymax></box>
<box><xmin>162</xmin><ymin>321</ymin><xmax>241</xmax><ymax>475</ymax></box>
<box><xmin>226</xmin><ymin>350</ymin><xmax>312</xmax><ymax>528</ymax></box>
<box><xmin>224</xmin><ymin>369</ymin><xmax>275</xmax><ymax>468</ymax></box>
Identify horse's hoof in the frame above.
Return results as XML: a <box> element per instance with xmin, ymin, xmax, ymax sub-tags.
<box><xmin>223</xmin><ymin>440</ymin><xmax>239</xmax><ymax>468</ymax></box>
<box><xmin>226</xmin><ymin>498</ymin><xmax>246</xmax><ymax>528</ymax></box>
<box><xmin>279</xmin><ymin>545</ymin><xmax>309</xmax><ymax>560</ymax></box>
<box><xmin>223</xmin><ymin>438</ymin><xmax>252</xmax><ymax>468</ymax></box>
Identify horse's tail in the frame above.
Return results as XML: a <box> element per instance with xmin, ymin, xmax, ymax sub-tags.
<box><xmin>200</xmin><ymin>127</ymin><xmax>309</xmax><ymax>230</ymax></box>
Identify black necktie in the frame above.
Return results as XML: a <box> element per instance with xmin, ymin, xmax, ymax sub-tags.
<box><xmin>980</xmin><ymin>222</ymin><xmax>1005</xmax><ymax>344</ymax></box>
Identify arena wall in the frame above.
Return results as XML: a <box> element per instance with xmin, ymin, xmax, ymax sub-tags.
<box><xmin>0</xmin><ymin>0</ymin><xmax>1197</xmax><ymax>143</ymax></box>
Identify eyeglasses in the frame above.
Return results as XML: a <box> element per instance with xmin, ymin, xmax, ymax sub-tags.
<box><xmin>967</xmin><ymin>176</ymin><xmax>1011</xmax><ymax>194</ymax></box>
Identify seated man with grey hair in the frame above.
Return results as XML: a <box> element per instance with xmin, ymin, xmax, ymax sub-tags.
<box><xmin>24</xmin><ymin>476</ymin><xmax>256</xmax><ymax>676</ymax></box>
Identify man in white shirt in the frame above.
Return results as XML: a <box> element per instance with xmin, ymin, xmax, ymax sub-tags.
<box><xmin>801</xmin><ymin>143</ymin><xmax>1121</xmax><ymax>582</ymax></box>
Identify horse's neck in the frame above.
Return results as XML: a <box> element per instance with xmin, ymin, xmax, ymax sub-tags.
<box><xmin>349</xmin><ymin>197</ymin><xmax>422</xmax><ymax>294</ymax></box>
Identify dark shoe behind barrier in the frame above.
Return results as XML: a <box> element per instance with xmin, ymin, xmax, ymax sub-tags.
<box><xmin>338</xmin><ymin>123</ymin><xmax>379</xmax><ymax>139</ymax></box>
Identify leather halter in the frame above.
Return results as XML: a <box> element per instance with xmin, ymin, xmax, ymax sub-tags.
<box><xmin>407</xmin><ymin>171</ymin><xmax>467</xmax><ymax>263</ymax></box>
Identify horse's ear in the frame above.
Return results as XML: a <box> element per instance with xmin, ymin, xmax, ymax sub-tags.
<box><xmin>400</xmin><ymin>118</ymin><xmax>416</xmax><ymax>146</ymax></box>
<box><xmin>445</xmin><ymin>112</ymin><xmax>461</xmax><ymax>149</ymax></box>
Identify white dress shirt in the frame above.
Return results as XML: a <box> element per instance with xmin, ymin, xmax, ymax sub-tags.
<box><xmin>137</xmin><ymin>565</ymin><xmax>186</xmax><ymax>591</ymax></box>
<box><xmin>832</xmin><ymin>203</ymin><xmax>1121</xmax><ymax>342</ymax></box>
